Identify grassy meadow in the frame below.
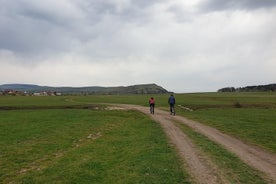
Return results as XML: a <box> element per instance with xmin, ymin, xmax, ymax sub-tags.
<box><xmin>0</xmin><ymin>92</ymin><xmax>275</xmax><ymax>183</ymax></box>
<box><xmin>172</xmin><ymin>92</ymin><xmax>276</xmax><ymax>153</ymax></box>
<box><xmin>0</xmin><ymin>108</ymin><xmax>188</xmax><ymax>183</ymax></box>
<box><xmin>72</xmin><ymin>92</ymin><xmax>276</xmax><ymax>152</ymax></box>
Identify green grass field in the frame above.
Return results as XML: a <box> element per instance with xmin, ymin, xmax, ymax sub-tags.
<box><xmin>172</xmin><ymin>93</ymin><xmax>276</xmax><ymax>153</ymax></box>
<box><xmin>1</xmin><ymin>93</ymin><xmax>275</xmax><ymax>153</ymax></box>
<box><xmin>0</xmin><ymin>108</ymin><xmax>189</xmax><ymax>183</ymax></box>
<box><xmin>73</xmin><ymin>92</ymin><xmax>276</xmax><ymax>152</ymax></box>
<box><xmin>0</xmin><ymin>92</ymin><xmax>275</xmax><ymax>183</ymax></box>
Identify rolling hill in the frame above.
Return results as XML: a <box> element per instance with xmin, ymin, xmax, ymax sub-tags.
<box><xmin>0</xmin><ymin>83</ymin><xmax>170</xmax><ymax>95</ymax></box>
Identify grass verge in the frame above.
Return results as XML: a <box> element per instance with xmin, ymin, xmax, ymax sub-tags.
<box><xmin>178</xmin><ymin>108</ymin><xmax>276</xmax><ymax>152</ymax></box>
<box><xmin>0</xmin><ymin>108</ymin><xmax>189</xmax><ymax>183</ymax></box>
<box><xmin>175</xmin><ymin>121</ymin><xmax>268</xmax><ymax>184</ymax></box>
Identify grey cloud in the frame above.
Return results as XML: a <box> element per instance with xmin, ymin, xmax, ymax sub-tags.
<box><xmin>0</xmin><ymin>1</ymin><xmax>91</xmax><ymax>54</ymax></box>
<box><xmin>166</xmin><ymin>5</ymin><xmax>194</xmax><ymax>23</ymax></box>
<box><xmin>1</xmin><ymin>0</ymin><xmax>275</xmax><ymax>92</ymax></box>
<box><xmin>200</xmin><ymin>0</ymin><xmax>276</xmax><ymax>12</ymax></box>
<box><xmin>0</xmin><ymin>0</ymin><xmax>163</xmax><ymax>57</ymax></box>
<box><xmin>0</xmin><ymin>1</ymin><xmax>79</xmax><ymax>55</ymax></box>
<box><xmin>87</xmin><ymin>0</ymin><xmax>166</xmax><ymax>23</ymax></box>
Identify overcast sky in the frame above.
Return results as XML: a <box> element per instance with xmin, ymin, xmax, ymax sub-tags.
<box><xmin>1</xmin><ymin>0</ymin><xmax>275</xmax><ymax>92</ymax></box>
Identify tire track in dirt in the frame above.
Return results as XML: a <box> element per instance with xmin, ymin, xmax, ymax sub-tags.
<box><xmin>113</xmin><ymin>104</ymin><xmax>276</xmax><ymax>183</ymax></box>
<box><xmin>115</xmin><ymin>104</ymin><xmax>229</xmax><ymax>184</ymax></box>
<box><xmin>152</xmin><ymin>114</ymin><xmax>228</xmax><ymax>184</ymax></box>
<box><xmin>172</xmin><ymin>115</ymin><xmax>276</xmax><ymax>183</ymax></box>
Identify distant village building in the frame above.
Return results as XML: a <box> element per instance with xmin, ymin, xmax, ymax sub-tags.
<box><xmin>0</xmin><ymin>88</ymin><xmax>62</xmax><ymax>96</ymax></box>
<box><xmin>0</xmin><ymin>90</ymin><xmax>27</xmax><ymax>96</ymax></box>
<box><xmin>32</xmin><ymin>91</ymin><xmax>62</xmax><ymax>96</ymax></box>
<box><xmin>33</xmin><ymin>92</ymin><xmax>49</xmax><ymax>96</ymax></box>
<box><xmin>55</xmin><ymin>92</ymin><xmax>62</xmax><ymax>96</ymax></box>
<box><xmin>4</xmin><ymin>90</ymin><xmax>17</xmax><ymax>95</ymax></box>
<box><xmin>33</xmin><ymin>92</ymin><xmax>41</xmax><ymax>96</ymax></box>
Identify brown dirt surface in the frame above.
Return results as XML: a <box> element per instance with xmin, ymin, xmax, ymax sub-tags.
<box><xmin>113</xmin><ymin>104</ymin><xmax>276</xmax><ymax>184</ymax></box>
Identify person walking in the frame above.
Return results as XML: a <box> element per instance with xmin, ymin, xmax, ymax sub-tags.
<box><xmin>149</xmin><ymin>97</ymin><xmax>155</xmax><ymax>114</ymax></box>
<box><xmin>168</xmin><ymin>94</ymin><xmax>175</xmax><ymax>115</ymax></box>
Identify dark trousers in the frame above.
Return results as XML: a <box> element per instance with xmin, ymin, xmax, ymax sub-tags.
<box><xmin>170</xmin><ymin>103</ymin><xmax>175</xmax><ymax>115</ymax></box>
<box><xmin>150</xmin><ymin>104</ymin><xmax>155</xmax><ymax>114</ymax></box>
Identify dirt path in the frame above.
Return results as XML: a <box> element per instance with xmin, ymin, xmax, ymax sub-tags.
<box><xmin>113</xmin><ymin>104</ymin><xmax>228</xmax><ymax>183</ymax></box>
<box><xmin>113</xmin><ymin>104</ymin><xmax>276</xmax><ymax>183</ymax></box>
<box><xmin>172</xmin><ymin>115</ymin><xmax>276</xmax><ymax>183</ymax></box>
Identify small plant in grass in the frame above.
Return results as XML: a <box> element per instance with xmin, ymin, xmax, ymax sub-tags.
<box><xmin>234</xmin><ymin>101</ymin><xmax>242</xmax><ymax>108</ymax></box>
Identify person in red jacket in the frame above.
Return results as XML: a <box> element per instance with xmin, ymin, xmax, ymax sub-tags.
<box><xmin>149</xmin><ymin>97</ymin><xmax>155</xmax><ymax>114</ymax></box>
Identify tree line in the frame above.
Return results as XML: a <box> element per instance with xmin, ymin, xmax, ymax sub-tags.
<box><xmin>218</xmin><ymin>84</ymin><xmax>276</xmax><ymax>92</ymax></box>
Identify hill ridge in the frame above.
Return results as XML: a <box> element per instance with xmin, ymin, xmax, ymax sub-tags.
<box><xmin>0</xmin><ymin>83</ymin><xmax>169</xmax><ymax>95</ymax></box>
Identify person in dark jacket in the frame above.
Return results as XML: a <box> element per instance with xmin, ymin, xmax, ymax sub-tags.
<box><xmin>168</xmin><ymin>94</ymin><xmax>175</xmax><ymax>115</ymax></box>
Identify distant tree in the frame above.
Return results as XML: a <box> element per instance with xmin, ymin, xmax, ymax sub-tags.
<box><xmin>218</xmin><ymin>87</ymin><xmax>236</xmax><ymax>92</ymax></box>
<box><xmin>218</xmin><ymin>84</ymin><xmax>276</xmax><ymax>92</ymax></box>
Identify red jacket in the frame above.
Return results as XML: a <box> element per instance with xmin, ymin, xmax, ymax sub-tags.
<box><xmin>149</xmin><ymin>98</ymin><xmax>155</xmax><ymax>104</ymax></box>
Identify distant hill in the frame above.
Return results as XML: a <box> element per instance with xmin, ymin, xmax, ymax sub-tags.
<box><xmin>218</xmin><ymin>84</ymin><xmax>276</xmax><ymax>92</ymax></box>
<box><xmin>0</xmin><ymin>83</ymin><xmax>169</xmax><ymax>95</ymax></box>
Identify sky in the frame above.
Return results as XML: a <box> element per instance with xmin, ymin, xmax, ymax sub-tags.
<box><xmin>0</xmin><ymin>0</ymin><xmax>276</xmax><ymax>93</ymax></box>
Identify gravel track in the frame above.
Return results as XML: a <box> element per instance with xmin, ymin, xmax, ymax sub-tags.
<box><xmin>115</xmin><ymin>104</ymin><xmax>276</xmax><ymax>183</ymax></box>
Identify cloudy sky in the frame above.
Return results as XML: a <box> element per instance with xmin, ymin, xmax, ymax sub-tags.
<box><xmin>0</xmin><ymin>0</ymin><xmax>275</xmax><ymax>92</ymax></box>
